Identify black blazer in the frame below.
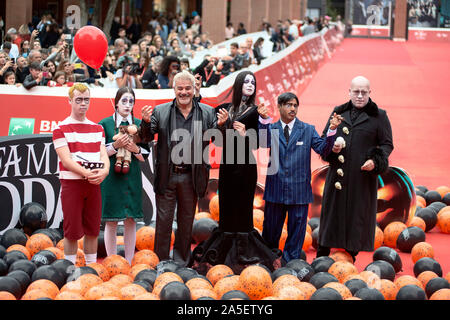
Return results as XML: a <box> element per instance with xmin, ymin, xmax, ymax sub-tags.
<box><xmin>139</xmin><ymin>99</ymin><xmax>217</xmax><ymax>197</ymax></box>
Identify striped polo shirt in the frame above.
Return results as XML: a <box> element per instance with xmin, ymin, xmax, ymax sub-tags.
<box><xmin>52</xmin><ymin>116</ymin><xmax>105</xmax><ymax>180</ymax></box>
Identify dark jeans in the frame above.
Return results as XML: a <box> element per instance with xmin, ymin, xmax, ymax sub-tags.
<box><xmin>155</xmin><ymin>171</ymin><xmax>197</xmax><ymax>266</ymax></box>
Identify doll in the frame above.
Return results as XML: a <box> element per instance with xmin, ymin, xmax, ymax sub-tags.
<box><xmin>112</xmin><ymin>123</ymin><xmax>138</xmax><ymax>174</ymax></box>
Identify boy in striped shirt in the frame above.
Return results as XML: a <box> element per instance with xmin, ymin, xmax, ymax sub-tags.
<box><xmin>52</xmin><ymin>83</ymin><xmax>109</xmax><ymax>265</ymax></box>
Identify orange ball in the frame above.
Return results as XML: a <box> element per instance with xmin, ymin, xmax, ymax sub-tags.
<box><xmin>190</xmin><ymin>288</ymin><xmax>218</xmax><ymax>300</ymax></box>
<box><xmin>129</xmin><ymin>264</ymin><xmax>151</xmax><ymax>280</ymax></box>
<box><xmin>374</xmin><ymin>226</ymin><xmax>384</xmax><ymax>250</ymax></box>
<box><xmin>237</xmin><ymin>265</ymin><xmax>273</xmax><ymax>300</ymax></box>
<box><xmin>131</xmin><ymin>249</ymin><xmax>160</xmax><ymax>268</ymax></box>
<box><xmin>120</xmin><ymin>284</ymin><xmax>148</xmax><ymax>300</ymax></box>
<box><xmin>87</xmin><ymin>262</ymin><xmax>110</xmax><ymax>282</ymax></box>
<box><xmin>435</xmin><ymin>186</ymin><xmax>450</xmax><ymax>198</ymax></box>
<box><xmin>417</xmin><ymin>270</ymin><xmax>439</xmax><ymax>288</ymax></box>
<box><xmin>437</xmin><ymin>210</ymin><xmax>450</xmax><ymax>234</ymax></box>
<box><xmin>323</xmin><ymin>282</ymin><xmax>352</xmax><ymax>299</ymax></box>
<box><xmin>328</xmin><ymin>261</ymin><xmax>358</xmax><ymax>283</ymax></box>
<box><xmin>302</xmin><ymin>232</ymin><xmax>312</xmax><ymax>251</ymax></box>
<box><xmin>102</xmin><ymin>254</ymin><xmax>131</xmax><ymax>278</ymax></box>
<box><xmin>209</xmin><ymin>194</ymin><xmax>220</xmax><ymax>221</ymax></box>
<box><xmin>276</xmin><ymin>285</ymin><xmax>308</xmax><ymax>300</ymax></box>
<box><xmin>26</xmin><ymin>279</ymin><xmax>60</xmax><ymax>299</ymax></box>
<box><xmin>21</xmin><ymin>289</ymin><xmax>53</xmax><ymax>300</ymax></box>
<box><xmin>135</xmin><ymin>226</ymin><xmax>156</xmax><ymax>251</ymax></box>
<box><xmin>214</xmin><ymin>275</ymin><xmax>240</xmax><ymax>299</ymax></box>
<box><xmin>378</xmin><ymin>279</ymin><xmax>398</xmax><ymax>300</ymax></box>
<box><xmin>6</xmin><ymin>244</ymin><xmax>31</xmax><ymax>260</ymax></box>
<box><xmin>411</xmin><ymin>242</ymin><xmax>434</xmax><ymax>263</ymax></box>
<box><xmin>329</xmin><ymin>250</ymin><xmax>354</xmax><ymax>264</ymax></box>
<box><xmin>0</xmin><ymin>291</ymin><xmax>17</xmax><ymax>300</ymax></box>
<box><xmin>108</xmin><ymin>274</ymin><xmax>133</xmax><ymax>289</ymax></box>
<box><xmin>44</xmin><ymin>246</ymin><xmax>64</xmax><ymax>260</ymax></box>
<box><xmin>408</xmin><ymin>216</ymin><xmax>426</xmax><ymax>231</ymax></box>
<box><xmin>272</xmin><ymin>275</ymin><xmax>301</xmax><ymax>296</ymax></box>
<box><xmin>206</xmin><ymin>264</ymin><xmax>234</xmax><ymax>286</ymax></box>
<box><xmin>186</xmin><ymin>277</ymin><xmax>214</xmax><ymax>291</ymax></box>
<box><xmin>383</xmin><ymin>221</ymin><xmax>407</xmax><ymax>248</ymax></box>
<box><xmin>54</xmin><ymin>291</ymin><xmax>85</xmax><ymax>300</ymax></box>
<box><xmin>429</xmin><ymin>288</ymin><xmax>450</xmax><ymax>300</ymax></box>
<box><xmin>84</xmin><ymin>284</ymin><xmax>119</xmax><ymax>300</ymax></box>
<box><xmin>394</xmin><ymin>275</ymin><xmax>424</xmax><ymax>290</ymax></box>
<box><xmin>133</xmin><ymin>292</ymin><xmax>160</xmax><ymax>300</ymax></box>
<box><xmin>195</xmin><ymin>212</ymin><xmax>212</xmax><ymax>220</ymax></box>
<box><xmin>25</xmin><ymin>233</ymin><xmax>54</xmax><ymax>257</ymax></box>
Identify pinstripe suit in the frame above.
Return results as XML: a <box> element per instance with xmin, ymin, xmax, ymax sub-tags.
<box><xmin>259</xmin><ymin>118</ymin><xmax>336</xmax><ymax>262</ymax></box>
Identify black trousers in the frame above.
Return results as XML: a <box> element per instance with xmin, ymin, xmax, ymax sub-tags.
<box><xmin>155</xmin><ymin>170</ymin><xmax>197</xmax><ymax>267</ymax></box>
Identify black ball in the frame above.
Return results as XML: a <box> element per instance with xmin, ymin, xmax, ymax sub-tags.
<box><xmin>0</xmin><ymin>276</ymin><xmax>22</xmax><ymax>299</ymax></box>
<box><xmin>0</xmin><ymin>245</ymin><xmax>6</xmax><ymax>259</ymax></box>
<box><xmin>285</xmin><ymin>259</ymin><xmax>315</xmax><ymax>282</ymax></box>
<box><xmin>344</xmin><ymin>278</ymin><xmax>367</xmax><ymax>295</ymax></box>
<box><xmin>396</xmin><ymin>284</ymin><xmax>426</xmax><ymax>300</ymax></box>
<box><xmin>308</xmin><ymin>217</ymin><xmax>320</xmax><ymax>232</ymax></box>
<box><xmin>156</xmin><ymin>259</ymin><xmax>181</xmax><ymax>274</ymax></box>
<box><xmin>415</xmin><ymin>207</ymin><xmax>438</xmax><ymax>232</ymax></box>
<box><xmin>443</xmin><ymin>193</ymin><xmax>450</xmax><ymax>206</ymax></box>
<box><xmin>373</xmin><ymin>246</ymin><xmax>402</xmax><ymax>273</ymax></box>
<box><xmin>364</xmin><ymin>260</ymin><xmax>396</xmax><ymax>282</ymax></box>
<box><xmin>221</xmin><ymin>290</ymin><xmax>250</xmax><ymax>300</ymax></box>
<box><xmin>160</xmin><ymin>281</ymin><xmax>191</xmax><ymax>300</ymax></box>
<box><xmin>413</xmin><ymin>257</ymin><xmax>442</xmax><ymax>277</ymax></box>
<box><xmin>134</xmin><ymin>269</ymin><xmax>157</xmax><ymax>286</ymax></box>
<box><xmin>31</xmin><ymin>250</ymin><xmax>57</xmax><ymax>267</ymax></box>
<box><xmin>416</xmin><ymin>186</ymin><xmax>428</xmax><ymax>194</ymax></box>
<box><xmin>19</xmin><ymin>202</ymin><xmax>48</xmax><ymax>235</ymax></box>
<box><xmin>311</xmin><ymin>227</ymin><xmax>319</xmax><ymax>250</ymax></box>
<box><xmin>50</xmin><ymin>259</ymin><xmax>74</xmax><ymax>282</ymax></box>
<box><xmin>8</xmin><ymin>259</ymin><xmax>37</xmax><ymax>277</ymax></box>
<box><xmin>192</xmin><ymin>218</ymin><xmax>218</xmax><ymax>244</ymax></box>
<box><xmin>197</xmin><ymin>296</ymin><xmax>215</xmax><ymax>300</ymax></box>
<box><xmin>354</xmin><ymin>287</ymin><xmax>385</xmax><ymax>300</ymax></box>
<box><xmin>424</xmin><ymin>190</ymin><xmax>442</xmax><ymax>206</ymax></box>
<box><xmin>31</xmin><ymin>265</ymin><xmax>65</xmax><ymax>289</ymax></box>
<box><xmin>396</xmin><ymin>227</ymin><xmax>426</xmax><ymax>253</ymax></box>
<box><xmin>66</xmin><ymin>266</ymin><xmax>99</xmax><ymax>282</ymax></box>
<box><xmin>0</xmin><ymin>229</ymin><xmax>28</xmax><ymax>248</ymax></box>
<box><xmin>133</xmin><ymin>279</ymin><xmax>153</xmax><ymax>292</ymax></box>
<box><xmin>425</xmin><ymin>277</ymin><xmax>450</xmax><ymax>298</ymax></box>
<box><xmin>309</xmin><ymin>272</ymin><xmax>339</xmax><ymax>289</ymax></box>
<box><xmin>428</xmin><ymin>202</ymin><xmax>447</xmax><ymax>213</ymax></box>
<box><xmin>311</xmin><ymin>256</ymin><xmax>334</xmax><ymax>273</ymax></box>
<box><xmin>0</xmin><ymin>259</ymin><xmax>7</xmax><ymax>276</ymax></box>
<box><xmin>175</xmin><ymin>267</ymin><xmax>199</xmax><ymax>283</ymax></box>
<box><xmin>3</xmin><ymin>250</ymin><xmax>28</xmax><ymax>267</ymax></box>
<box><xmin>415</xmin><ymin>190</ymin><xmax>425</xmax><ymax>198</ymax></box>
<box><xmin>7</xmin><ymin>270</ymin><xmax>31</xmax><ymax>297</ymax></box>
<box><xmin>310</xmin><ymin>287</ymin><xmax>342</xmax><ymax>300</ymax></box>
<box><xmin>270</xmin><ymin>267</ymin><xmax>297</xmax><ymax>282</ymax></box>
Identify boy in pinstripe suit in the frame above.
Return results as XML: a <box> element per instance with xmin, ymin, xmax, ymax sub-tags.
<box><xmin>259</xmin><ymin>92</ymin><xmax>343</xmax><ymax>264</ymax></box>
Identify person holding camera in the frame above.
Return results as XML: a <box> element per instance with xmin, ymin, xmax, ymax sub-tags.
<box><xmin>157</xmin><ymin>55</ymin><xmax>180</xmax><ymax>89</ymax></box>
<box><xmin>193</xmin><ymin>55</ymin><xmax>223</xmax><ymax>87</ymax></box>
<box><xmin>115</xmin><ymin>59</ymin><xmax>143</xmax><ymax>89</ymax></box>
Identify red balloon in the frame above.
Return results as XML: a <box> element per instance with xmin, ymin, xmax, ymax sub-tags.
<box><xmin>73</xmin><ymin>26</ymin><xmax>108</xmax><ymax>69</ymax></box>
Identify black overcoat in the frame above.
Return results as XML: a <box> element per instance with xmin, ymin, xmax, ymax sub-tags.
<box><xmin>318</xmin><ymin>99</ymin><xmax>394</xmax><ymax>252</ymax></box>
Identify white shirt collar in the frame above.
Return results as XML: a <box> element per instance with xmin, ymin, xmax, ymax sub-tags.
<box><xmin>113</xmin><ymin>113</ymin><xmax>133</xmax><ymax>126</ymax></box>
<box><xmin>281</xmin><ymin>118</ymin><xmax>296</xmax><ymax>131</ymax></box>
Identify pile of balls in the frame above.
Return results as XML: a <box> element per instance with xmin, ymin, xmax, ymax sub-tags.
<box><xmin>0</xmin><ymin>183</ymin><xmax>448</xmax><ymax>300</ymax></box>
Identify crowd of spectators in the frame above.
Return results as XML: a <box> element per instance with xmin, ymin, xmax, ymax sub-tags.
<box><xmin>0</xmin><ymin>11</ymin><xmax>335</xmax><ymax>90</ymax></box>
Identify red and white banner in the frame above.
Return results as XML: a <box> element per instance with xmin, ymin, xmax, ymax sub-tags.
<box><xmin>0</xmin><ymin>26</ymin><xmax>343</xmax><ymax>137</ymax></box>
<box><xmin>408</xmin><ymin>28</ymin><xmax>450</xmax><ymax>43</ymax></box>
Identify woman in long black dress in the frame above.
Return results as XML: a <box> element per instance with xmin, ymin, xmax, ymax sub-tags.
<box><xmin>191</xmin><ymin>71</ymin><xmax>281</xmax><ymax>274</ymax></box>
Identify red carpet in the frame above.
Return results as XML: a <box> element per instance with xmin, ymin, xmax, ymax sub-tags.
<box><xmin>297</xmin><ymin>38</ymin><xmax>450</xmax><ymax>280</ymax></box>
<box><xmin>299</xmin><ymin>38</ymin><xmax>450</xmax><ymax>190</ymax></box>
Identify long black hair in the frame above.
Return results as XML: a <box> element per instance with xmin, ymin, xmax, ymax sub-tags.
<box><xmin>230</xmin><ymin>70</ymin><xmax>257</xmax><ymax>112</ymax></box>
<box><xmin>114</xmin><ymin>86</ymin><xmax>136</xmax><ymax>128</ymax></box>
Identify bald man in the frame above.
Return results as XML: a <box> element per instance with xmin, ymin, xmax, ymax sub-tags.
<box><xmin>316</xmin><ymin>76</ymin><xmax>394</xmax><ymax>262</ymax></box>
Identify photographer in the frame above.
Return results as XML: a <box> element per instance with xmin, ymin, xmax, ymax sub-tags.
<box><xmin>142</xmin><ymin>55</ymin><xmax>162</xmax><ymax>89</ymax></box>
<box><xmin>193</xmin><ymin>55</ymin><xmax>223</xmax><ymax>87</ymax></box>
<box><xmin>115</xmin><ymin>59</ymin><xmax>143</xmax><ymax>89</ymax></box>
<box><xmin>157</xmin><ymin>55</ymin><xmax>180</xmax><ymax>89</ymax></box>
